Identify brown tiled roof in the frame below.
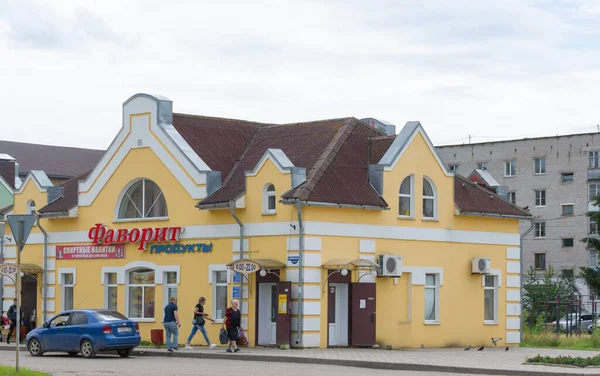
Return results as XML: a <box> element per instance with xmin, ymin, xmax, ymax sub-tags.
<box><xmin>454</xmin><ymin>174</ymin><xmax>531</xmax><ymax>218</ymax></box>
<box><xmin>37</xmin><ymin>171</ymin><xmax>90</xmax><ymax>214</ymax></box>
<box><xmin>369</xmin><ymin>136</ymin><xmax>395</xmax><ymax>164</ymax></box>
<box><xmin>0</xmin><ymin>140</ymin><xmax>104</xmax><ymax>179</ymax></box>
<box><xmin>0</xmin><ymin>205</ymin><xmax>13</xmax><ymax>218</ymax></box>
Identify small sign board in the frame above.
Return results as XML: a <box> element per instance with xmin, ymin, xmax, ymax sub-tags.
<box><xmin>278</xmin><ymin>294</ymin><xmax>287</xmax><ymax>314</ymax></box>
<box><xmin>231</xmin><ymin>260</ymin><xmax>260</xmax><ymax>274</ymax></box>
<box><xmin>56</xmin><ymin>245</ymin><xmax>125</xmax><ymax>260</ymax></box>
<box><xmin>0</xmin><ymin>264</ymin><xmax>17</xmax><ymax>276</ymax></box>
<box><xmin>287</xmin><ymin>256</ymin><xmax>299</xmax><ymax>265</ymax></box>
<box><xmin>232</xmin><ymin>286</ymin><xmax>241</xmax><ymax>299</ymax></box>
<box><xmin>6</xmin><ymin>214</ymin><xmax>35</xmax><ymax>251</ymax></box>
<box><xmin>232</xmin><ymin>272</ymin><xmax>241</xmax><ymax>283</ymax></box>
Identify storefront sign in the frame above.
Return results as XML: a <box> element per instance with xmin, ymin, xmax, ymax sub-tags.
<box><xmin>287</xmin><ymin>256</ymin><xmax>299</xmax><ymax>265</ymax></box>
<box><xmin>231</xmin><ymin>260</ymin><xmax>260</xmax><ymax>274</ymax></box>
<box><xmin>56</xmin><ymin>245</ymin><xmax>125</xmax><ymax>259</ymax></box>
<box><xmin>88</xmin><ymin>224</ymin><xmax>182</xmax><ymax>250</ymax></box>
<box><xmin>149</xmin><ymin>243</ymin><xmax>213</xmax><ymax>254</ymax></box>
<box><xmin>0</xmin><ymin>264</ymin><xmax>17</xmax><ymax>276</ymax></box>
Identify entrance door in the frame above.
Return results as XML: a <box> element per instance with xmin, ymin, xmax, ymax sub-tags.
<box><xmin>328</xmin><ymin>283</ymin><xmax>348</xmax><ymax>346</ymax></box>
<box><xmin>275</xmin><ymin>281</ymin><xmax>291</xmax><ymax>346</ymax></box>
<box><xmin>350</xmin><ymin>283</ymin><xmax>376</xmax><ymax>347</ymax></box>
<box><xmin>22</xmin><ymin>274</ymin><xmax>37</xmax><ymax>327</ymax></box>
<box><xmin>257</xmin><ymin>283</ymin><xmax>276</xmax><ymax>346</ymax></box>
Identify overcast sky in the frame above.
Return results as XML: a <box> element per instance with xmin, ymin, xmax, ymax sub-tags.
<box><xmin>2</xmin><ymin>0</ymin><xmax>600</xmax><ymax>149</ymax></box>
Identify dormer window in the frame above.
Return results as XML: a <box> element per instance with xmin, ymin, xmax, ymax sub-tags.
<box><xmin>118</xmin><ymin>179</ymin><xmax>168</xmax><ymax>220</ymax></box>
<box><xmin>399</xmin><ymin>176</ymin><xmax>413</xmax><ymax>218</ymax></box>
<box><xmin>263</xmin><ymin>184</ymin><xmax>276</xmax><ymax>214</ymax></box>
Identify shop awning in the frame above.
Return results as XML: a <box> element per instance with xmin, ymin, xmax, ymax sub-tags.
<box><xmin>21</xmin><ymin>264</ymin><xmax>43</xmax><ymax>274</ymax></box>
<box><xmin>226</xmin><ymin>258</ymin><xmax>286</xmax><ymax>274</ymax></box>
<box><xmin>321</xmin><ymin>259</ymin><xmax>379</xmax><ymax>270</ymax></box>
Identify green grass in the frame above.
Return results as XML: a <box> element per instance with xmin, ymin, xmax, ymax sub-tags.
<box><xmin>0</xmin><ymin>365</ymin><xmax>51</xmax><ymax>375</ymax></box>
<box><xmin>521</xmin><ymin>331</ymin><xmax>600</xmax><ymax>350</ymax></box>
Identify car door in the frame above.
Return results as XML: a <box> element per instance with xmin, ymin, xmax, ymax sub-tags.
<box><xmin>62</xmin><ymin>312</ymin><xmax>88</xmax><ymax>351</ymax></box>
<box><xmin>42</xmin><ymin>313</ymin><xmax>71</xmax><ymax>351</ymax></box>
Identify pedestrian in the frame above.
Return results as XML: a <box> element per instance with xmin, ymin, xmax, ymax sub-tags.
<box><xmin>6</xmin><ymin>299</ymin><xmax>23</xmax><ymax>345</ymax></box>
<box><xmin>185</xmin><ymin>297</ymin><xmax>216</xmax><ymax>349</ymax></box>
<box><xmin>163</xmin><ymin>297</ymin><xmax>181</xmax><ymax>352</ymax></box>
<box><xmin>29</xmin><ymin>309</ymin><xmax>37</xmax><ymax>331</ymax></box>
<box><xmin>222</xmin><ymin>299</ymin><xmax>241</xmax><ymax>353</ymax></box>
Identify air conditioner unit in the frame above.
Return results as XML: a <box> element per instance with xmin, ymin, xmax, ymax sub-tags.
<box><xmin>472</xmin><ymin>257</ymin><xmax>491</xmax><ymax>274</ymax></box>
<box><xmin>378</xmin><ymin>255</ymin><xmax>402</xmax><ymax>277</ymax></box>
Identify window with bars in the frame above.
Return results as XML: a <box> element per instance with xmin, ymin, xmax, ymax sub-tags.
<box><xmin>118</xmin><ymin>179</ymin><xmax>168</xmax><ymax>219</ymax></box>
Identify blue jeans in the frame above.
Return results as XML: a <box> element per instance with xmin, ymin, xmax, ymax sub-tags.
<box><xmin>164</xmin><ymin>321</ymin><xmax>178</xmax><ymax>350</ymax></box>
<box><xmin>187</xmin><ymin>321</ymin><xmax>210</xmax><ymax>345</ymax></box>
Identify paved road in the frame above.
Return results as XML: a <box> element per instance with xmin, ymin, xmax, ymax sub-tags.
<box><xmin>0</xmin><ymin>351</ymin><xmax>484</xmax><ymax>376</ymax></box>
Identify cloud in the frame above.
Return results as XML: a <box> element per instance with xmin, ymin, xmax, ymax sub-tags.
<box><xmin>0</xmin><ymin>1</ymin><xmax>138</xmax><ymax>51</ymax></box>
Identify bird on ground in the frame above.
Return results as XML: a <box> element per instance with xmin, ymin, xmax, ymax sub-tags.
<box><xmin>464</xmin><ymin>345</ymin><xmax>471</xmax><ymax>351</ymax></box>
<box><xmin>420</xmin><ymin>344</ymin><xmax>424</xmax><ymax>349</ymax></box>
<box><xmin>477</xmin><ymin>346</ymin><xmax>484</xmax><ymax>351</ymax></box>
<box><xmin>505</xmin><ymin>347</ymin><xmax>509</xmax><ymax>352</ymax></box>
<box><xmin>491</xmin><ymin>337</ymin><xmax>502</xmax><ymax>346</ymax></box>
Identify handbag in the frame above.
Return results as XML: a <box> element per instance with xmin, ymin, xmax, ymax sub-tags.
<box><xmin>238</xmin><ymin>328</ymin><xmax>249</xmax><ymax>345</ymax></box>
<box><xmin>219</xmin><ymin>328</ymin><xmax>228</xmax><ymax>345</ymax></box>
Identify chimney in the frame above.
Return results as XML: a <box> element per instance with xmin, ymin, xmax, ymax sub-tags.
<box><xmin>0</xmin><ymin>154</ymin><xmax>16</xmax><ymax>189</ymax></box>
<box><xmin>361</xmin><ymin>118</ymin><xmax>396</xmax><ymax>136</ymax></box>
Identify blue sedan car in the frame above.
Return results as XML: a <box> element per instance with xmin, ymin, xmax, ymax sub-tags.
<box><xmin>26</xmin><ymin>309</ymin><xmax>140</xmax><ymax>358</ymax></box>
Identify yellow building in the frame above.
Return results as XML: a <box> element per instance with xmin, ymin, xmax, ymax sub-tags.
<box><xmin>4</xmin><ymin>93</ymin><xmax>530</xmax><ymax>349</ymax></box>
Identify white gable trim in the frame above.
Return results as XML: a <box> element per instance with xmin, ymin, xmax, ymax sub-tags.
<box><xmin>78</xmin><ymin>94</ymin><xmax>210</xmax><ymax>207</ymax></box>
<box><xmin>15</xmin><ymin>170</ymin><xmax>53</xmax><ymax>194</ymax></box>
<box><xmin>380</xmin><ymin>122</ymin><xmax>453</xmax><ymax>176</ymax></box>
<box><xmin>246</xmin><ymin>149</ymin><xmax>295</xmax><ymax>177</ymax></box>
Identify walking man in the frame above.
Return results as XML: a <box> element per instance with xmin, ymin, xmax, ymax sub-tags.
<box><xmin>163</xmin><ymin>297</ymin><xmax>181</xmax><ymax>352</ymax></box>
<box><xmin>6</xmin><ymin>299</ymin><xmax>23</xmax><ymax>345</ymax></box>
<box><xmin>185</xmin><ymin>297</ymin><xmax>216</xmax><ymax>349</ymax></box>
<box><xmin>223</xmin><ymin>299</ymin><xmax>241</xmax><ymax>353</ymax></box>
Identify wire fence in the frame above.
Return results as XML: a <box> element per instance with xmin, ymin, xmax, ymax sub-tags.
<box><xmin>529</xmin><ymin>293</ymin><xmax>600</xmax><ymax>336</ymax></box>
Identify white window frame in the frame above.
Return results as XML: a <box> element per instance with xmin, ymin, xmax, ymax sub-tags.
<box><xmin>422</xmin><ymin>176</ymin><xmax>437</xmax><ymax>220</ymax></box>
<box><xmin>590</xmin><ymin>184</ymin><xmax>600</xmax><ymax>202</ymax></box>
<box><xmin>104</xmin><ymin>273</ymin><xmax>118</xmax><ymax>311</ymax></box>
<box><xmin>534</xmin><ymin>190</ymin><xmax>546</xmax><ymax>207</ymax></box>
<box><xmin>448</xmin><ymin>164</ymin><xmax>459</xmax><ymax>173</ymax></box>
<box><xmin>534</xmin><ymin>222</ymin><xmax>546</xmax><ymax>239</ymax></box>
<box><xmin>534</xmin><ymin>157</ymin><xmax>546</xmax><ymax>175</ymax></box>
<box><xmin>163</xmin><ymin>271</ymin><xmax>178</xmax><ymax>309</ymax></box>
<box><xmin>125</xmin><ymin>268</ymin><xmax>156</xmax><ymax>322</ymax></box>
<box><xmin>476</xmin><ymin>162</ymin><xmax>488</xmax><ymax>170</ymax></box>
<box><xmin>561</xmin><ymin>203</ymin><xmax>575</xmax><ymax>216</ymax></box>
<box><xmin>115</xmin><ymin>179</ymin><xmax>168</xmax><ymax>222</ymax></box>
<box><xmin>507</xmin><ymin>191</ymin><xmax>516</xmax><ymax>205</ymax></box>
<box><xmin>263</xmin><ymin>183</ymin><xmax>276</xmax><ymax>215</ymax></box>
<box><xmin>483</xmin><ymin>275</ymin><xmax>498</xmax><ymax>324</ymax></box>
<box><xmin>26</xmin><ymin>200</ymin><xmax>36</xmax><ymax>215</ymax></box>
<box><xmin>58</xmin><ymin>268</ymin><xmax>76</xmax><ymax>312</ymax></box>
<box><xmin>589</xmin><ymin>250</ymin><xmax>599</xmax><ymax>267</ymax></box>
<box><xmin>424</xmin><ymin>273</ymin><xmax>440</xmax><ymax>324</ymax></box>
<box><xmin>504</xmin><ymin>160</ymin><xmax>516</xmax><ymax>177</ymax></box>
<box><xmin>398</xmin><ymin>175</ymin><xmax>414</xmax><ymax>219</ymax></box>
<box><xmin>209</xmin><ymin>265</ymin><xmax>229</xmax><ymax>323</ymax></box>
<box><xmin>590</xmin><ymin>151</ymin><xmax>600</xmax><ymax>169</ymax></box>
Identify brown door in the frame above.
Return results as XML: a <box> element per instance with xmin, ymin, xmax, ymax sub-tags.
<box><xmin>276</xmin><ymin>281</ymin><xmax>291</xmax><ymax>345</ymax></box>
<box><xmin>350</xmin><ymin>283</ymin><xmax>376</xmax><ymax>347</ymax></box>
<box><xmin>22</xmin><ymin>275</ymin><xmax>37</xmax><ymax>327</ymax></box>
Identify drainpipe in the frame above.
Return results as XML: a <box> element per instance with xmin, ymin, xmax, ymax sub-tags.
<box><xmin>0</xmin><ymin>232</ymin><xmax>4</xmax><ymax>313</ymax></box>
<box><xmin>229</xmin><ymin>201</ymin><xmax>244</xmax><ymax>316</ymax></box>
<box><xmin>520</xmin><ymin>219</ymin><xmax>534</xmax><ymax>343</ymax></box>
<box><xmin>295</xmin><ymin>201</ymin><xmax>304</xmax><ymax>345</ymax></box>
<box><xmin>36</xmin><ymin>215</ymin><xmax>48</xmax><ymax>323</ymax></box>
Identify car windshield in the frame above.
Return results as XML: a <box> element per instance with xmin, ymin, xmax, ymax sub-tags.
<box><xmin>92</xmin><ymin>311</ymin><xmax>128</xmax><ymax>322</ymax></box>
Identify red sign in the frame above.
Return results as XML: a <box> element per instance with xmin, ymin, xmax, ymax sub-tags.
<box><xmin>56</xmin><ymin>245</ymin><xmax>126</xmax><ymax>260</ymax></box>
<box><xmin>87</xmin><ymin>224</ymin><xmax>182</xmax><ymax>250</ymax></box>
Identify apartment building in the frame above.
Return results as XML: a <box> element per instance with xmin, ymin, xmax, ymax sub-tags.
<box><xmin>437</xmin><ymin>133</ymin><xmax>600</xmax><ymax>293</ymax></box>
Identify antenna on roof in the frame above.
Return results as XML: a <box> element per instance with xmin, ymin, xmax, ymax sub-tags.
<box><xmin>468</xmin><ymin>135</ymin><xmax>472</xmax><ymax>144</ymax></box>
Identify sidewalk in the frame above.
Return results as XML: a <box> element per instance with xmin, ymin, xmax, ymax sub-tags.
<box><xmin>3</xmin><ymin>342</ymin><xmax>600</xmax><ymax>375</ymax></box>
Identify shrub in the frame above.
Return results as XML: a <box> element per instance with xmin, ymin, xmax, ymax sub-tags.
<box><xmin>527</xmin><ymin>354</ymin><xmax>600</xmax><ymax>367</ymax></box>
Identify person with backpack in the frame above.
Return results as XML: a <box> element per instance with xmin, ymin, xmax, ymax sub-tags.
<box><xmin>185</xmin><ymin>297</ymin><xmax>216</xmax><ymax>349</ymax></box>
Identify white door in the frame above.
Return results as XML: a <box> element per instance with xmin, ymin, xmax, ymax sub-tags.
<box><xmin>258</xmin><ymin>283</ymin><xmax>276</xmax><ymax>346</ymax></box>
<box><xmin>328</xmin><ymin>283</ymin><xmax>349</xmax><ymax>346</ymax></box>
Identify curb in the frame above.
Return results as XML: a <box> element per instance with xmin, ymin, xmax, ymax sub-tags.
<box><xmin>1</xmin><ymin>345</ymin><xmax>599</xmax><ymax>376</ymax></box>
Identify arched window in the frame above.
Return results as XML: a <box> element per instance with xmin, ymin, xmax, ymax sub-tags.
<box><xmin>263</xmin><ymin>184</ymin><xmax>276</xmax><ymax>214</ymax></box>
<box><xmin>128</xmin><ymin>269</ymin><xmax>155</xmax><ymax>319</ymax></box>
<box><xmin>118</xmin><ymin>179</ymin><xmax>168</xmax><ymax>220</ymax></box>
<box><xmin>423</xmin><ymin>177</ymin><xmax>436</xmax><ymax>219</ymax></box>
<box><xmin>26</xmin><ymin>200</ymin><xmax>36</xmax><ymax>214</ymax></box>
<box><xmin>399</xmin><ymin>176</ymin><xmax>413</xmax><ymax>217</ymax></box>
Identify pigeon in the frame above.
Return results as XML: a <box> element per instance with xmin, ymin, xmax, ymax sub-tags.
<box><xmin>464</xmin><ymin>345</ymin><xmax>471</xmax><ymax>351</ymax></box>
<box><xmin>477</xmin><ymin>346</ymin><xmax>484</xmax><ymax>351</ymax></box>
<box><xmin>491</xmin><ymin>337</ymin><xmax>502</xmax><ymax>346</ymax></box>
<box><xmin>505</xmin><ymin>347</ymin><xmax>509</xmax><ymax>352</ymax></box>
<box><xmin>420</xmin><ymin>344</ymin><xmax>424</xmax><ymax>349</ymax></box>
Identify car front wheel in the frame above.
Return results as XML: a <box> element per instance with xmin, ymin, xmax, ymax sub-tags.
<box><xmin>117</xmin><ymin>348</ymin><xmax>133</xmax><ymax>358</ymax></box>
<box><xmin>27</xmin><ymin>338</ymin><xmax>43</xmax><ymax>357</ymax></box>
<box><xmin>80</xmin><ymin>339</ymin><xmax>96</xmax><ymax>359</ymax></box>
